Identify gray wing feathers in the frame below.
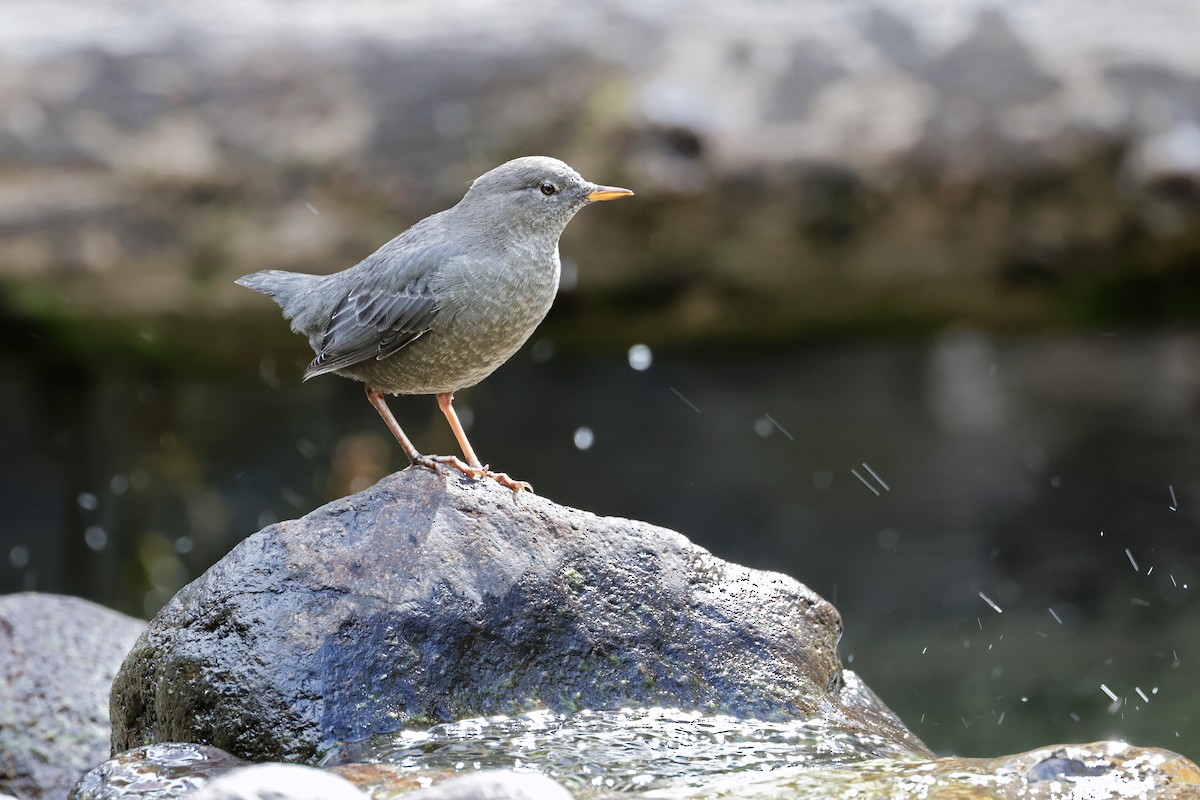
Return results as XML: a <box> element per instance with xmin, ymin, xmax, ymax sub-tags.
<box><xmin>302</xmin><ymin>282</ymin><xmax>440</xmax><ymax>381</ymax></box>
<box><xmin>238</xmin><ymin>215</ymin><xmax>462</xmax><ymax>382</ymax></box>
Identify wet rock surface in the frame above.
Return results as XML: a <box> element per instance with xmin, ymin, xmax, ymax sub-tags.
<box><xmin>70</xmin><ymin>743</ymin><xmax>248</xmax><ymax>800</ymax></box>
<box><xmin>765</xmin><ymin>741</ymin><xmax>1200</xmax><ymax>800</ymax></box>
<box><xmin>109</xmin><ymin>467</ymin><xmax>927</xmax><ymax>763</ymax></box>
<box><xmin>0</xmin><ymin>593</ymin><xmax>145</xmax><ymax>800</ymax></box>
<box><xmin>321</xmin><ymin>710</ymin><xmax>1200</xmax><ymax>799</ymax></box>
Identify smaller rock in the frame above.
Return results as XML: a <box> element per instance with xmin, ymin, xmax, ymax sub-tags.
<box><xmin>192</xmin><ymin>763</ymin><xmax>367</xmax><ymax>800</ymax></box>
<box><xmin>403</xmin><ymin>771</ymin><xmax>573</xmax><ymax>800</ymax></box>
<box><xmin>0</xmin><ymin>593</ymin><xmax>145</xmax><ymax>800</ymax></box>
<box><xmin>1025</xmin><ymin>755</ymin><xmax>1111</xmax><ymax>782</ymax></box>
<box><xmin>70</xmin><ymin>743</ymin><xmax>246</xmax><ymax>800</ymax></box>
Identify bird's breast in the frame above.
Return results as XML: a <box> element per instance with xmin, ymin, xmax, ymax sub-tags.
<box><xmin>448</xmin><ymin>245</ymin><xmax>560</xmax><ymax>351</ymax></box>
<box><xmin>357</xmin><ymin>246</ymin><xmax>561</xmax><ymax>394</ymax></box>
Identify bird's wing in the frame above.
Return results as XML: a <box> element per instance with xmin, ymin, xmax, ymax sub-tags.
<box><xmin>302</xmin><ymin>278</ymin><xmax>441</xmax><ymax>381</ymax></box>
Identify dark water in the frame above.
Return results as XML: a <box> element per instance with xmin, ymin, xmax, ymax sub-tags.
<box><xmin>2</xmin><ymin>329</ymin><xmax>1198</xmax><ymax>761</ymax></box>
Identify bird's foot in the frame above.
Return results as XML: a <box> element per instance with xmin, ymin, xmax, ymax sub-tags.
<box><xmin>480</xmin><ymin>467</ymin><xmax>534</xmax><ymax>494</ymax></box>
<box><xmin>411</xmin><ymin>455</ymin><xmax>532</xmax><ymax>493</ymax></box>
<box><xmin>412</xmin><ymin>454</ymin><xmax>486</xmax><ymax>480</ymax></box>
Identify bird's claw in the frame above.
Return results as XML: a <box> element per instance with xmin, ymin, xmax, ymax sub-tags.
<box><xmin>414</xmin><ymin>454</ymin><xmax>485</xmax><ymax>479</ymax></box>
<box><xmin>484</xmin><ymin>470</ymin><xmax>534</xmax><ymax>494</ymax></box>
<box><xmin>478</xmin><ymin>463</ymin><xmax>534</xmax><ymax>493</ymax></box>
<box><xmin>412</xmin><ymin>455</ymin><xmax>532</xmax><ymax>493</ymax></box>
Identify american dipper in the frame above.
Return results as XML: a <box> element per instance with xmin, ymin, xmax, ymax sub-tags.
<box><xmin>237</xmin><ymin>156</ymin><xmax>633</xmax><ymax>491</ymax></box>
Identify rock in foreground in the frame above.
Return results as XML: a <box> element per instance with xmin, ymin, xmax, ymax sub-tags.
<box><xmin>70</xmin><ymin>743</ymin><xmax>247</xmax><ymax>800</ymax></box>
<box><xmin>110</xmin><ymin>468</ymin><xmax>926</xmax><ymax>762</ymax></box>
<box><xmin>0</xmin><ymin>593</ymin><xmax>145</xmax><ymax>800</ymax></box>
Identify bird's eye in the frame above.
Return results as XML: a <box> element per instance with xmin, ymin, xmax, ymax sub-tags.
<box><xmin>540</xmin><ymin>181</ymin><xmax>558</xmax><ymax>196</ymax></box>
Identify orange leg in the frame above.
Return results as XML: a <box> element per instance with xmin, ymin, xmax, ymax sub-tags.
<box><xmin>365</xmin><ymin>386</ymin><xmax>483</xmax><ymax>479</ymax></box>
<box><xmin>436</xmin><ymin>392</ymin><xmax>482</xmax><ymax>468</ymax></box>
<box><xmin>436</xmin><ymin>392</ymin><xmax>532</xmax><ymax>493</ymax></box>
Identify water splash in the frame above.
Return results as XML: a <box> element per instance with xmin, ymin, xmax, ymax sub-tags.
<box><xmin>317</xmin><ymin>709</ymin><xmax>1196</xmax><ymax>798</ymax></box>
<box><xmin>321</xmin><ymin>708</ymin><xmax>917</xmax><ymax>797</ymax></box>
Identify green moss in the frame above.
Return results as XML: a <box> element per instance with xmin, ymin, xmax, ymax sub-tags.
<box><xmin>559</xmin><ymin>567</ymin><xmax>586</xmax><ymax>594</ymax></box>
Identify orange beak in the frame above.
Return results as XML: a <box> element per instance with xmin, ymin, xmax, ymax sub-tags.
<box><xmin>586</xmin><ymin>185</ymin><xmax>635</xmax><ymax>202</ymax></box>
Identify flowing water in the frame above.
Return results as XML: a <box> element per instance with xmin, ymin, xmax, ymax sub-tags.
<box><xmin>318</xmin><ymin>708</ymin><xmax>1191</xmax><ymax>799</ymax></box>
<box><xmin>73</xmin><ymin>709</ymin><xmax>1194</xmax><ymax>799</ymax></box>
<box><xmin>321</xmin><ymin>707</ymin><xmax>924</xmax><ymax>798</ymax></box>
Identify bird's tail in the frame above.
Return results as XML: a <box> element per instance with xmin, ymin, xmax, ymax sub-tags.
<box><xmin>235</xmin><ymin>270</ymin><xmax>322</xmax><ymax>320</ymax></box>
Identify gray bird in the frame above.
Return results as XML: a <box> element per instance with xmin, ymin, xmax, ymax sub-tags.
<box><xmin>237</xmin><ymin>156</ymin><xmax>633</xmax><ymax>491</ymax></box>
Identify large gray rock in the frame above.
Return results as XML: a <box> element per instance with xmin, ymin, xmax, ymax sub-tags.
<box><xmin>0</xmin><ymin>593</ymin><xmax>144</xmax><ymax>799</ymax></box>
<box><xmin>110</xmin><ymin>467</ymin><xmax>928</xmax><ymax>763</ymax></box>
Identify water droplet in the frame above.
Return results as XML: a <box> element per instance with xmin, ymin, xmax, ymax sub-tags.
<box><xmin>77</xmin><ymin>492</ymin><xmax>99</xmax><ymax>511</ymax></box>
<box><xmin>754</xmin><ymin>417</ymin><xmax>773</xmax><ymax>437</ymax></box>
<box><xmin>9</xmin><ymin>545</ymin><xmax>30</xmax><ymax>568</ymax></box>
<box><xmin>175</xmin><ymin>536</ymin><xmax>194</xmax><ymax>555</ymax></box>
<box><xmin>84</xmin><ymin>526</ymin><xmax>108</xmax><ymax>551</ymax></box>
<box><xmin>627</xmin><ymin>344</ymin><xmax>652</xmax><ymax>371</ymax></box>
<box><xmin>110</xmin><ymin>474</ymin><xmax>129</xmax><ymax>495</ymax></box>
<box><xmin>573</xmin><ymin>427</ymin><xmax>594</xmax><ymax>451</ymax></box>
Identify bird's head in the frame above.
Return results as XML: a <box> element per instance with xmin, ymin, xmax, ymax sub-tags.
<box><xmin>458</xmin><ymin>156</ymin><xmax>633</xmax><ymax>237</ymax></box>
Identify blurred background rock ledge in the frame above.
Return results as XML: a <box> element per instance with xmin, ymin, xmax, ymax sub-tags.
<box><xmin>3</xmin><ymin>0</ymin><xmax>1200</xmax><ymax>369</ymax></box>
